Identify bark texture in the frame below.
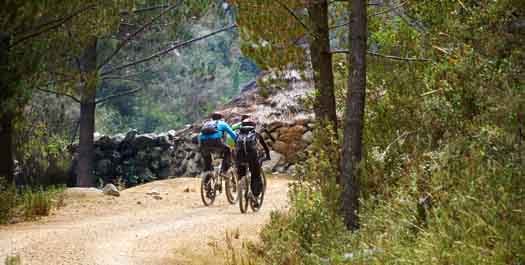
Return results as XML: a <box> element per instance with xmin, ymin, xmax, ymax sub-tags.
<box><xmin>0</xmin><ymin>32</ymin><xmax>14</xmax><ymax>183</ymax></box>
<box><xmin>341</xmin><ymin>0</ymin><xmax>367</xmax><ymax>231</ymax></box>
<box><xmin>307</xmin><ymin>0</ymin><xmax>338</xmax><ymax>129</ymax></box>
<box><xmin>76</xmin><ymin>37</ymin><xmax>98</xmax><ymax>187</ymax></box>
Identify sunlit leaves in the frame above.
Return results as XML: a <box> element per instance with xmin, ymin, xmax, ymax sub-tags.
<box><xmin>230</xmin><ymin>0</ymin><xmax>307</xmax><ymax>71</ymax></box>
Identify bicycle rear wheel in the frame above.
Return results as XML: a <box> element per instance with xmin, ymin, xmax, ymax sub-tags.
<box><xmin>238</xmin><ymin>176</ymin><xmax>249</xmax><ymax>213</ymax></box>
<box><xmin>200</xmin><ymin>172</ymin><xmax>216</xmax><ymax>206</ymax></box>
<box><xmin>250</xmin><ymin>171</ymin><xmax>266</xmax><ymax>212</ymax></box>
<box><xmin>225</xmin><ymin>169</ymin><xmax>239</xmax><ymax>204</ymax></box>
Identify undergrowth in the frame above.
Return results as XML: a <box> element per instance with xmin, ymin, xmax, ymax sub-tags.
<box><xmin>0</xmin><ymin>178</ymin><xmax>65</xmax><ymax>224</ymax></box>
<box><xmin>4</xmin><ymin>255</ymin><xmax>21</xmax><ymax>265</ymax></box>
<box><xmin>223</xmin><ymin>122</ymin><xmax>524</xmax><ymax>265</ymax></box>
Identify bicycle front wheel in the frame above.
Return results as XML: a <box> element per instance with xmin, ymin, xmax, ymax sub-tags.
<box><xmin>225</xmin><ymin>169</ymin><xmax>239</xmax><ymax>204</ymax></box>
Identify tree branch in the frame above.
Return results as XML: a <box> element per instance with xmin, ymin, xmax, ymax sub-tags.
<box><xmin>367</xmin><ymin>51</ymin><xmax>431</xmax><ymax>62</ymax></box>
<box><xmin>369</xmin><ymin>1</ymin><xmax>407</xmax><ymax>17</ymax></box>
<box><xmin>101</xmin><ymin>24</ymin><xmax>237</xmax><ymax>76</ymax></box>
<box><xmin>380</xmin><ymin>131</ymin><xmax>416</xmax><ymax>160</ymax></box>
<box><xmin>120</xmin><ymin>4</ymin><xmax>172</xmax><ymax>15</ymax></box>
<box><xmin>98</xmin><ymin>2</ymin><xmax>182</xmax><ymax>70</ymax></box>
<box><xmin>37</xmin><ymin>87</ymin><xmax>81</xmax><ymax>103</ymax></box>
<box><xmin>10</xmin><ymin>4</ymin><xmax>97</xmax><ymax>48</ymax></box>
<box><xmin>330</xmin><ymin>1</ymin><xmax>407</xmax><ymax>30</ymax></box>
<box><xmin>331</xmin><ymin>49</ymin><xmax>431</xmax><ymax>62</ymax></box>
<box><xmin>95</xmin><ymin>87</ymin><xmax>143</xmax><ymax>104</ymax></box>
<box><xmin>275</xmin><ymin>0</ymin><xmax>311</xmax><ymax>32</ymax></box>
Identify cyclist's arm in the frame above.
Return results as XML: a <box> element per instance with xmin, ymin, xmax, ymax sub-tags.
<box><xmin>231</xmin><ymin>122</ymin><xmax>241</xmax><ymax>131</ymax></box>
<box><xmin>257</xmin><ymin>132</ymin><xmax>271</xmax><ymax>160</ymax></box>
<box><xmin>220</xmin><ymin>121</ymin><xmax>238</xmax><ymax>141</ymax></box>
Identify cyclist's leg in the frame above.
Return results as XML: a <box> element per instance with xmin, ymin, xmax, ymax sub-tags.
<box><xmin>219</xmin><ymin>141</ymin><xmax>232</xmax><ymax>174</ymax></box>
<box><xmin>248</xmin><ymin>153</ymin><xmax>262</xmax><ymax>196</ymax></box>
<box><xmin>200</xmin><ymin>144</ymin><xmax>213</xmax><ymax>172</ymax></box>
<box><xmin>236</xmin><ymin>160</ymin><xmax>247</xmax><ymax>179</ymax></box>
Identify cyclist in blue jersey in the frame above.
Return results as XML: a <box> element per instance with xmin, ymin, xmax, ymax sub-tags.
<box><xmin>199</xmin><ymin>112</ymin><xmax>237</xmax><ymax>175</ymax></box>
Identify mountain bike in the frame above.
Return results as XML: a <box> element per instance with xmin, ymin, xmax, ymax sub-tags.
<box><xmin>237</xmin><ymin>157</ymin><xmax>268</xmax><ymax>213</ymax></box>
<box><xmin>200</xmin><ymin>154</ymin><xmax>238</xmax><ymax>206</ymax></box>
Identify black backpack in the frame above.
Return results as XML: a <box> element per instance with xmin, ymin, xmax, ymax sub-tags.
<box><xmin>236</xmin><ymin>126</ymin><xmax>258</xmax><ymax>159</ymax></box>
<box><xmin>201</xmin><ymin>120</ymin><xmax>219</xmax><ymax>135</ymax></box>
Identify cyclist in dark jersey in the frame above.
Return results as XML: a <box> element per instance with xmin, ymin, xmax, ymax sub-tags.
<box><xmin>234</xmin><ymin>119</ymin><xmax>271</xmax><ymax>198</ymax></box>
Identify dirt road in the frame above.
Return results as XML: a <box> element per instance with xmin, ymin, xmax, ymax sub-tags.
<box><xmin>0</xmin><ymin>177</ymin><xmax>290</xmax><ymax>265</ymax></box>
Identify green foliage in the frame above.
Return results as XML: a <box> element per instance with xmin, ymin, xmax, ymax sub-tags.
<box><xmin>231</xmin><ymin>1</ymin><xmax>524</xmax><ymax>265</ymax></box>
<box><xmin>296</xmin><ymin>122</ymin><xmax>341</xmax><ymax>214</ymax></box>
<box><xmin>4</xmin><ymin>255</ymin><xmax>21</xmax><ymax>265</ymax></box>
<box><xmin>233</xmin><ymin>0</ymin><xmax>307</xmax><ymax>72</ymax></box>
<box><xmin>95</xmin><ymin>4</ymin><xmax>258</xmax><ymax>133</ymax></box>
<box><xmin>350</xmin><ymin>138</ymin><xmax>525</xmax><ymax>265</ymax></box>
<box><xmin>0</xmin><ymin>179</ymin><xmax>18</xmax><ymax>224</ymax></box>
<box><xmin>14</xmin><ymin>97</ymin><xmax>73</xmax><ymax>186</ymax></box>
<box><xmin>0</xmin><ymin>177</ymin><xmax>65</xmax><ymax>224</ymax></box>
<box><xmin>233</xmin><ymin>183</ymin><xmax>351</xmax><ymax>265</ymax></box>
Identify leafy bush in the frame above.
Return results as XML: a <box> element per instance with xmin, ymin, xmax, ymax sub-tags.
<box><xmin>14</xmin><ymin>116</ymin><xmax>72</xmax><ymax>186</ymax></box>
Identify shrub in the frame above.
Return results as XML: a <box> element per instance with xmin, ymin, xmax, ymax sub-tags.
<box><xmin>4</xmin><ymin>255</ymin><xmax>21</xmax><ymax>265</ymax></box>
<box><xmin>21</xmin><ymin>186</ymin><xmax>65</xmax><ymax>220</ymax></box>
<box><xmin>0</xmin><ymin>179</ymin><xmax>18</xmax><ymax>224</ymax></box>
<box><xmin>0</xmin><ymin>178</ymin><xmax>65</xmax><ymax>223</ymax></box>
<box><xmin>348</xmin><ymin>137</ymin><xmax>525</xmax><ymax>265</ymax></box>
<box><xmin>229</xmin><ymin>182</ymin><xmax>351</xmax><ymax>265</ymax></box>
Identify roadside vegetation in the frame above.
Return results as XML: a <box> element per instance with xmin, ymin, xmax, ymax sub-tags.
<box><xmin>222</xmin><ymin>0</ymin><xmax>524</xmax><ymax>264</ymax></box>
<box><xmin>0</xmin><ymin>178</ymin><xmax>65</xmax><ymax>224</ymax></box>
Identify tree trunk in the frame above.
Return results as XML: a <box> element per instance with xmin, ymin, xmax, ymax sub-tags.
<box><xmin>76</xmin><ymin>37</ymin><xmax>98</xmax><ymax>187</ymax></box>
<box><xmin>341</xmin><ymin>0</ymin><xmax>367</xmax><ymax>231</ymax></box>
<box><xmin>307</xmin><ymin>0</ymin><xmax>338</xmax><ymax>129</ymax></box>
<box><xmin>0</xmin><ymin>32</ymin><xmax>14</xmax><ymax>184</ymax></box>
<box><xmin>0</xmin><ymin>114</ymin><xmax>14</xmax><ymax>184</ymax></box>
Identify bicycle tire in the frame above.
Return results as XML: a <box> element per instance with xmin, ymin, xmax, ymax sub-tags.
<box><xmin>225</xmin><ymin>169</ymin><xmax>239</xmax><ymax>204</ymax></box>
<box><xmin>250</xmin><ymin>171</ymin><xmax>266</xmax><ymax>212</ymax></box>
<box><xmin>238</xmin><ymin>176</ymin><xmax>249</xmax><ymax>213</ymax></box>
<box><xmin>200</xmin><ymin>172</ymin><xmax>216</xmax><ymax>206</ymax></box>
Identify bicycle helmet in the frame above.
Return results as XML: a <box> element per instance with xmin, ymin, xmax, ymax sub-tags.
<box><xmin>210</xmin><ymin>112</ymin><xmax>224</xmax><ymax>120</ymax></box>
<box><xmin>241</xmin><ymin>119</ymin><xmax>256</xmax><ymax>127</ymax></box>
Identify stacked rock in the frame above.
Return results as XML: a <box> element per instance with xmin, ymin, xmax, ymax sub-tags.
<box><xmin>86</xmin><ymin>129</ymin><xmax>203</xmax><ymax>186</ymax></box>
<box><xmin>259</xmin><ymin>118</ymin><xmax>315</xmax><ymax>174</ymax></box>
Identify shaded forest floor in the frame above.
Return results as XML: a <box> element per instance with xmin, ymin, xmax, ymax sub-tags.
<box><xmin>0</xmin><ymin>177</ymin><xmax>290</xmax><ymax>265</ymax></box>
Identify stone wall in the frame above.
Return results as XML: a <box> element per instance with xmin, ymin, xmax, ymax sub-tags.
<box><xmin>78</xmin><ymin>117</ymin><xmax>315</xmax><ymax>185</ymax></box>
<box><xmin>78</xmin><ymin>128</ymin><xmax>203</xmax><ymax>186</ymax></box>
<box><xmin>259</xmin><ymin>118</ymin><xmax>314</xmax><ymax>174</ymax></box>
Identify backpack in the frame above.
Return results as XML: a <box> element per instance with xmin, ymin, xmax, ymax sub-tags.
<box><xmin>201</xmin><ymin>120</ymin><xmax>219</xmax><ymax>135</ymax></box>
<box><xmin>236</xmin><ymin>126</ymin><xmax>258</xmax><ymax>160</ymax></box>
